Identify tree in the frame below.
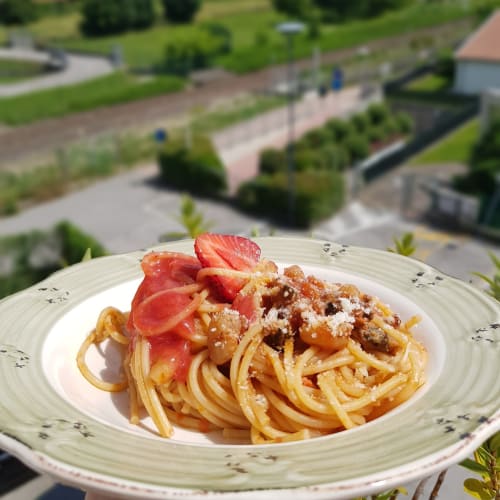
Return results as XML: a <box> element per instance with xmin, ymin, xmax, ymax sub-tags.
<box><xmin>453</xmin><ymin>118</ymin><xmax>500</xmax><ymax>197</ymax></box>
<box><xmin>131</xmin><ymin>0</ymin><xmax>155</xmax><ymax>29</ymax></box>
<box><xmin>313</xmin><ymin>0</ymin><xmax>411</xmax><ymax>21</ymax></box>
<box><xmin>271</xmin><ymin>0</ymin><xmax>312</xmax><ymax>18</ymax></box>
<box><xmin>80</xmin><ymin>0</ymin><xmax>154</xmax><ymax>37</ymax></box>
<box><xmin>0</xmin><ymin>0</ymin><xmax>36</xmax><ymax>25</ymax></box>
<box><xmin>161</xmin><ymin>0</ymin><xmax>201</xmax><ymax>24</ymax></box>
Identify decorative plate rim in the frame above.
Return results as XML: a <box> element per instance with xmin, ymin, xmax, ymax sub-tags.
<box><xmin>0</xmin><ymin>236</ymin><xmax>499</xmax><ymax>500</ymax></box>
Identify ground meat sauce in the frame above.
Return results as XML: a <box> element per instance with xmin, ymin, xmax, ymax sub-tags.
<box><xmin>207</xmin><ymin>263</ymin><xmax>400</xmax><ymax>365</ymax></box>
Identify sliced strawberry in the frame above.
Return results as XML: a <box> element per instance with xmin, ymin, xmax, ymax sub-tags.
<box><xmin>194</xmin><ymin>233</ymin><xmax>261</xmax><ymax>301</ymax></box>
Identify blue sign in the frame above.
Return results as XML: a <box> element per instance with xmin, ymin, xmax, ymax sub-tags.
<box><xmin>331</xmin><ymin>67</ymin><xmax>343</xmax><ymax>92</ymax></box>
<box><xmin>154</xmin><ymin>128</ymin><xmax>168</xmax><ymax>143</ymax></box>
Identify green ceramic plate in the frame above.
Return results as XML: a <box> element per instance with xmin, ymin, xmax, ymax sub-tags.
<box><xmin>0</xmin><ymin>237</ymin><xmax>499</xmax><ymax>500</ymax></box>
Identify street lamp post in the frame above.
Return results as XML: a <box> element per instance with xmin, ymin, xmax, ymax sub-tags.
<box><xmin>276</xmin><ymin>21</ymin><xmax>304</xmax><ymax>226</ymax></box>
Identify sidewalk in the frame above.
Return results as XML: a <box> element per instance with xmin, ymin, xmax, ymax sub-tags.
<box><xmin>0</xmin><ymin>47</ymin><xmax>114</xmax><ymax>98</ymax></box>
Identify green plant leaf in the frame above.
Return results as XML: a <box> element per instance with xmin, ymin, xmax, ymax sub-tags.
<box><xmin>486</xmin><ymin>431</ymin><xmax>500</xmax><ymax>455</ymax></box>
<box><xmin>461</xmin><ymin>458</ymin><xmax>490</xmax><ymax>475</ymax></box>
<box><xmin>463</xmin><ymin>478</ymin><xmax>494</xmax><ymax>499</ymax></box>
<box><xmin>387</xmin><ymin>232</ymin><xmax>416</xmax><ymax>257</ymax></box>
<box><xmin>81</xmin><ymin>248</ymin><xmax>92</xmax><ymax>262</ymax></box>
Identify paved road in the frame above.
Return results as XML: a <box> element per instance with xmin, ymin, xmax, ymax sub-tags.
<box><xmin>0</xmin><ymin>159</ymin><xmax>497</xmax><ymax>284</ymax></box>
<box><xmin>0</xmin><ymin>47</ymin><xmax>114</xmax><ymax>97</ymax></box>
<box><xmin>0</xmin><ymin>19</ymin><xmax>472</xmax><ymax>167</ymax></box>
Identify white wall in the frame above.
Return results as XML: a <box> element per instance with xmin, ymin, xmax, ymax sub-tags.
<box><xmin>454</xmin><ymin>59</ymin><xmax>500</xmax><ymax>94</ymax></box>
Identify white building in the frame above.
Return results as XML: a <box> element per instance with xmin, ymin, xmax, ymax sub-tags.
<box><xmin>454</xmin><ymin>10</ymin><xmax>500</xmax><ymax>95</ymax></box>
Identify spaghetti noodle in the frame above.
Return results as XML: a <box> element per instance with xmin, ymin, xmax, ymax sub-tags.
<box><xmin>78</xmin><ymin>236</ymin><xmax>427</xmax><ymax>444</ymax></box>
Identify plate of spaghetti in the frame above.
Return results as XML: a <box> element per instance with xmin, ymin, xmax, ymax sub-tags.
<box><xmin>0</xmin><ymin>235</ymin><xmax>499</xmax><ymax>500</ymax></box>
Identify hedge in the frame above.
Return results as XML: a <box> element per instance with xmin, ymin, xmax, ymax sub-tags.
<box><xmin>55</xmin><ymin>221</ymin><xmax>107</xmax><ymax>266</ymax></box>
<box><xmin>242</xmin><ymin>101</ymin><xmax>413</xmax><ymax>228</ymax></box>
<box><xmin>158</xmin><ymin>134</ymin><xmax>227</xmax><ymax>197</ymax></box>
<box><xmin>162</xmin><ymin>30</ymin><xmax>228</xmax><ymax>76</ymax></box>
<box><xmin>0</xmin><ymin>222</ymin><xmax>107</xmax><ymax>299</ymax></box>
<box><xmin>237</xmin><ymin>169</ymin><xmax>345</xmax><ymax>228</ymax></box>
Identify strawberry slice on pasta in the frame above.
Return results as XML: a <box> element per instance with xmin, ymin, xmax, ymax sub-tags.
<box><xmin>194</xmin><ymin>233</ymin><xmax>261</xmax><ymax>301</ymax></box>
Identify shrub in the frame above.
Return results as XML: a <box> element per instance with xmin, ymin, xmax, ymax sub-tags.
<box><xmin>435</xmin><ymin>50</ymin><xmax>455</xmax><ymax>80</ymax></box>
<box><xmin>366</xmin><ymin>102</ymin><xmax>390</xmax><ymax>126</ymax></box>
<box><xmin>259</xmin><ymin>148</ymin><xmax>286</xmax><ymax>175</ymax></box>
<box><xmin>80</xmin><ymin>0</ymin><xmax>155</xmax><ymax>37</ymax></box>
<box><xmin>382</xmin><ymin>116</ymin><xmax>399</xmax><ymax>138</ymax></box>
<box><xmin>343</xmin><ymin>134</ymin><xmax>370</xmax><ymax>162</ymax></box>
<box><xmin>453</xmin><ymin>117</ymin><xmax>500</xmax><ymax>200</ymax></box>
<box><xmin>453</xmin><ymin>118</ymin><xmax>500</xmax><ymax>204</ymax></box>
<box><xmin>237</xmin><ymin>170</ymin><xmax>345</xmax><ymax>228</ymax></box>
<box><xmin>469</xmin><ymin>118</ymin><xmax>500</xmax><ymax>176</ymax></box>
<box><xmin>0</xmin><ymin>0</ymin><xmax>36</xmax><ymax>25</ymax></box>
<box><xmin>0</xmin><ymin>224</ymin><xmax>107</xmax><ymax>299</ymax></box>
<box><xmin>453</xmin><ymin>169</ymin><xmax>495</xmax><ymax>197</ymax></box>
<box><xmin>294</xmin><ymin>148</ymin><xmax>329</xmax><ymax>172</ymax></box>
<box><xmin>351</xmin><ymin>112</ymin><xmax>371</xmax><ymax>134</ymax></box>
<box><xmin>158</xmin><ymin>134</ymin><xmax>227</xmax><ymax>197</ymax></box>
<box><xmin>55</xmin><ymin>221</ymin><xmax>107</xmax><ymax>265</ymax></box>
<box><xmin>325</xmin><ymin>118</ymin><xmax>355</xmax><ymax>142</ymax></box>
<box><xmin>320</xmin><ymin>144</ymin><xmax>351</xmax><ymax>171</ymax></box>
<box><xmin>161</xmin><ymin>0</ymin><xmax>201</xmax><ymax>23</ymax></box>
<box><xmin>163</xmin><ymin>31</ymin><xmax>224</xmax><ymax>76</ymax></box>
<box><xmin>254</xmin><ymin>30</ymin><xmax>270</xmax><ymax>47</ymax></box>
<box><xmin>272</xmin><ymin>0</ymin><xmax>312</xmax><ymax>17</ymax></box>
<box><xmin>366</xmin><ymin>124</ymin><xmax>386</xmax><ymax>144</ymax></box>
<box><xmin>301</xmin><ymin>127</ymin><xmax>332</xmax><ymax>149</ymax></box>
<box><xmin>201</xmin><ymin>22</ymin><xmax>232</xmax><ymax>55</ymax></box>
<box><xmin>394</xmin><ymin>111</ymin><xmax>414</xmax><ymax>135</ymax></box>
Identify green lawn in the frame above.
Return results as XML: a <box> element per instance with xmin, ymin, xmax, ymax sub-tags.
<box><xmin>0</xmin><ymin>58</ymin><xmax>47</xmax><ymax>83</ymax></box>
<box><xmin>216</xmin><ymin>1</ymin><xmax>486</xmax><ymax>73</ymax></box>
<box><xmin>58</xmin><ymin>9</ymin><xmax>285</xmax><ymax>71</ymax></box>
<box><xmin>410</xmin><ymin>118</ymin><xmax>479</xmax><ymax>165</ymax></box>
<box><xmin>1</xmin><ymin>0</ymin><xmax>490</xmax><ymax>73</ymax></box>
<box><xmin>0</xmin><ymin>71</ymin><xmax>184</xmax><ymax>125</ymax></box>
<box><xmin>406</xmin><ymin>74</ymin><xmax>452</xmax><ymax>92</ymax></box>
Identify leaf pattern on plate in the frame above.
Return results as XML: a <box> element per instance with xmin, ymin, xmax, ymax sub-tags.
<box><xmin>411</xmin><ymin>270</ymin><xmax>445</xmax><ymax>289</ymax></box>
<box><xmin>37</xmin><ymin>286</ymin><xmax>70</xmax><ymax>304</ymax></box>
<box><xmin>321</xmin><ymin>242</ymin><xmax>349</xmax><ymax>259</ymax></box>
<box><xmin>470</xmin><ymin>323</ymin><xmax>500</xmax><ymax>345</ymax></box>
<box><xmin>0</xmin><ymin>344</ymin><xmax>30</xmax><ymax>368</ymax></box>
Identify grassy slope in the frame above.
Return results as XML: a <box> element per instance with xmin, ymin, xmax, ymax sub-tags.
<box><xmin>0</xmin><ymin>71</ymin><xmax>184</xmax><ymax>125</ymax></box>
<box><xmin>2</xmin><ymin>0</ymin><xmax>485</xmax><ymax>72</ymax></box>
<box><xmin>410</xmin><ymin>118</ymin><xmax>479</xmax><ymax>165</ymax></box>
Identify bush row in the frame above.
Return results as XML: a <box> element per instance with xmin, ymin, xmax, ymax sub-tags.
<box><xmin>0</xmin><ymin>221</ymin><xmax>107</xmax><ymax>299</ymax></box>
<box><xmin>237</xmin><ymin>170</ymin><xmax>345</xmax><ymax>228</ymax></box>
<box><xmin>235</xmin><ymin>102</ymin><xmax>413</xmax><ymax>228</ymax></box>
<box><xmin>157</xmin><ymin>134</ymin><xmax>227</xmax><ymax>197</ymax></box>
<box><xmin>79</xmin><ymin>0</ymin><xmax>201</xmax><ymax>37</ymax></box>
<box><xmin>162</xmin><ymin>25</ymin><xmax>231</xmax><ymax>76</ymax></box>
<box><xmin>259</xmin><ymin>103</ymin><xmax>414</xmax><ymax>175</ymax></box>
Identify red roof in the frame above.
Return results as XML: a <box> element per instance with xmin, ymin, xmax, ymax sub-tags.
<box><xmin>456</xmin><ymin>10</ymin><xmax>500</xmax><ymax>63</ymax></box>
